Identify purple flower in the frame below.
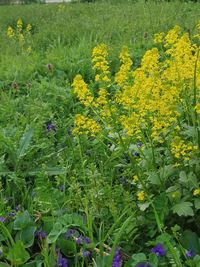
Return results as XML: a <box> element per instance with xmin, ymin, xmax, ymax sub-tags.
<box><xmin>76</xmin><ymin>235</ymin><xmax>83</xmax><ymax>245</ymax></box>
<box><xmin>112</xmin><ymin>249</ymin><xmax>122</xmax><ymax>267</ymax></box>
<box><xmin>46</xmin><ymin>121</ymin><xmax>56</xmax><ymax>132</ymax></box>
<box><xmin>16</xmin><ymin>205</ymin><xmax>21</xmax><ymax>212</ymax></box>
<box><xmin>59</xmin><ymin>185</ymin><xmax>65</xmax><ymax>192</ymax></box>
<box><xmin>137</xmin><ymin>142</ymin><xmax>143</xmax><ymax>147</ymax></box>
<box><xmin>82</xmin><ymin>250</ymin><xmax>91</xmax><ymax>258</ymax></box>
<box><xmin>186</xmin><ymin>250</ymin><xmax>194</xmax><ymax>258</ymax></box>
<box><xmin>0</xmin><ymin>247</ymin><xmax>3</xmax><ymax>256</ymax></box>
<box><xmin>0</xmin><ymin>217</ymin><xmax>6</xmax><ymax>223</ymax></box>
<box><xmin>151</xmin><ymin>243</ymin><xmax>166</xmax><ymax>257</ymax></box>
<box><xmin>85</xmin><ymin>237</ymin><xmax>90</xmax><ymax>244</ymax></box>
<box><xmin>57</xmin><ymin>249</ymin><xmax>68</xmax><ymax>267</ymax></box>
<box><xmin>8</xmin><ymin>211</ymin><xmax>15</xmax><ymax>217</ymax></box>
<box><xmin>40</xmin><ymin>231</ymin><xmax>46</xmax><ymax>239</ymax></box>
<box><xmin>134</xmin><ymin>152</ymin><xmax>140</xmax><ymax>157</ymax></box>
<box><xmin>64</xmin><ymin>229</ymin><xmax>76</xmax><ymax>239</ymax></box>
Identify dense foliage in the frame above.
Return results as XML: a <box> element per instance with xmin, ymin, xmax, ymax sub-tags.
<box><xmin>0</xmin><ymin>1</ymin><xmax>200</xmax><ymax>267</ymax></box>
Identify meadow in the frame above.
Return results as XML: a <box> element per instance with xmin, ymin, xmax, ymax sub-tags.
<box><xmin>0</xmin><ymin>1</ymin><xmax>200</xmax><ymax>266</ymax></box>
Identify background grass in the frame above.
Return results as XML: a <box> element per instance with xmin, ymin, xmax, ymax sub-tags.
<box><xmin>0</xmin><ymin>0</ymin><xmax>200</xmax><ymax>84</ymax></box>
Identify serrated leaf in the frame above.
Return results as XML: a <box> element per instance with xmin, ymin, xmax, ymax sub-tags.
<box><xmin>172</xmin><ymin>202</ymin><xmax>194</xmax><ymax>217</ymax></box>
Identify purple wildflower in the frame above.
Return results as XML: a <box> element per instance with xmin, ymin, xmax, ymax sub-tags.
<box><xmin>82</xmin><ymin>250</ymin><xmax>91</xmax><ymax>258</ymax></box>
<box><xmin>134</xmin><ymin>152</ymin><xmax>140</xmax><ymax>157</ymax></box>
<box><xmin>151</xmin><ymin>243</ymin><xmax>166</xmax><ymax>257</ymax></box>
<box><xmin>0</xmin><ymin>217</ymin><xmax>6</xmax><ymax>223</ymax></box>
<box><xmin>186</xmin><ymin>250</ymin><xmax>194</xmax><ymax>258</ymax></box>
<box><xmin>85</xmin><ymin>237</ymin><xmax>90</xmax><ymax>244</ymax></box>
<box><xmin>59</xmin><ymin>185</ymin><xmax>65</xmax><ymax>192</ymax></box>
<box><xmin>46</xmin><ymin>121</ymin><xmax>56</xmax><ymax>132</ymax></box>
<box><xmin>76</xmin><ymin>235</ymin><xmax>83</xmax><ymax>245</ymax></box>
<box><xmin>0</xmin><ymin>247</ymin><xmax>3</xmax><ymax>256</ymax></box>
<box><xmin>112</xmin><ymin>249</ymin><xmax>122</xmax><ymax>267</ymax></box>
<box><xmin>57</xmin><ymin>249</ymin><xmax>68</xmax><ymax>267</ymax></box>
<box><xmin>40</xmin><ymin>231</ymin><xmax>46</xmax><ymax>239</ymax></box>
<box><xmin>64</xmin><ymin>229</ymin><xmax>76</xmax><ymax>239</ymax></box>
<box><xmin>16</xmin><ymin>205</ymin><xmax>21</xmax><ymax>212</ymax></box>
<box><xmin>8</xmin><ymin>211</ymin><xmax>15</xmax><ymax>217</ymax></box>
<box><xmin>137</xmin><ymin>142</ymin><xmax>143</xmax><ymax>147</ymax></box>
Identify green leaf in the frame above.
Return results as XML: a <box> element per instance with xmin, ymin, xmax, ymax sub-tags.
<box><xmin>15</xmin><ymin>226</ymin><xmax>36</xmax><ymax>248</ymax></box>
<box><xmin>14</xmin><ymin>211</ymin><xmax>32</xmax><ymax>230</ymax></box>
<box><xmin>194</xmin><ymin>199</ymin><xmax>200</xmax><ymax>210</ymax></box>
<box><xmin>172</xmin><ymin>202</ymin><xmax>194</xmax><ymax>217</ymax></box>
<box><xmin>27</xmin><ymin>167</ymin><xmax>67</xmax><ymax>176</ymax></box>
<box><xmin>7</xmin><ymin>240</ymin><xmax>30</xmax><ymax>265</ymax></box>
<box><xmin>129</xmin><ymin>253</ymin><xmax>147</xmax><ymax>266</ymax></box>
<box><xmin>17</xmin><ymin>128</ymin><xmax>33</xmax><ymax>159</ymax></box>
<box><xmin>179</xmin><ymin>171</ymin><xmax>187</xmax><ymax>183</ymax></box>
<box><xmin>47</xmin><ymin>222</ymin><xmax>66</xmax><ymax>244</ymax></box>
<box><xmin>57</xmin><ymin>239</ymin><xmax>76</xmax><ymax>257</ymax></box>
<box><xmin>149</xmin><ymin>253</ymin><xmax>158</xmax><ymax>266</ymax></box>
<box><xmin>180</xmin><ymin>230</ymin><xmax>200</xmax><ymax>254</ymax></box>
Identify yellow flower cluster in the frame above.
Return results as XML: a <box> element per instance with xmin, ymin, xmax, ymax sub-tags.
<box><xmin>193</xmin><ymin>189</ymin><xmax>200</xmax><ymax>196</ymax></box>
<box><xmin>171</xmin><ymin>137</ymin><xmax>197</xmax><ymax>160</ymax></box>
<box><xmin>26</xmin><ymin>23</ymin><xmax>32</xmax><ymax>34</ymax></box>
<box><xmin>115</xmin><ymin>46</ymin><xmax>133</xmax><ymax>86</ymax></box>
<box><xmin>153</xmin><ymin>32</ymin><xmax>165</xmax><ymax>44</ymax></box>
<box><xmin>92</xmin><ymin>44</ymin><xmax>111</xmax><ymax>84</ymax></box>
<box><xmin>137</xmin><ymin>191</ymin><xmax>145</xmax><ymax>201</ymax></box>
<box><xmin>6</xmin><ymin>19</ymin><xmax>33</xmax><ymax>51</ymax></box>
<box><xmin>72</xmin><ymin>23</ymin><xmax>200</xmax><ymax>146</ymax></box>
<box><xmin>17</xmin><ymin>18</ymin><xmax>23</xmax><ymax>33</ymax></box>
<box><xmin>7</xmin><ymin>26</ymin><xmax>15</xmax><ymax>38</ymax></box>
<box><xmin>72</xmin><ymin>74</ymin><xmax>94</xmax><ymax>107</ymax></box>
<box><xmin>73</xmin><ymin>114</ymin><xmax>101</xmax><ymax>136</ymax></box>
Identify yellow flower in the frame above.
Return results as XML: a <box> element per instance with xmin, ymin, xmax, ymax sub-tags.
<box><xmin>73</xmin><ymin>114</ymin><xmax>101</xmax><ymax>136</ymax></box>
<box><xmin>153</xmin><ymin>32</ymin><xmax>165</xmax><ymax>44</ymax></box>
<box><xmin>92</xmin><ymin>43</ymin><xmax>111</xmax><ymax>85</ymax></box>
<box><xmin>27</xmin><ymin>46</ymin><xmax>32</xmax><ymax>53</ymax></box>
<box><xmin>193</xmin><ymin>189</ymin><xmax>200</xmax><ymax>196</ymax></box>
<box><xmin>133</xmin><ymin>175</ymin><xmax>139</xmax><ymax>182</ymax></box>
<box><xmin>137</xmin><ymin>191</ymin><xmax>145</xmax><ymax>201</ymax></box>
<box><xmin>195</xmin><ymin>103</ymin><xmax>200</xmax><ymax>114</ymax></box>
<box><xmin>26</xmin><ymin>23</ymin><xmax>32</xmax><ymax>33</ymax></box>
<box><xmin>7</xmin><ymin>26</ymin><xmax>15</xmax><ymax>38</ymax></box>
<box><xmin>72</xmin><ymin>75</ymin><xmax>94</xmax><ymax>107</ymax></box>
<box><xmin>17</xmin><ymin>18</ymin><xmax>23</xmax><ymax>32</ymax></box>
<box><xmin>115</xmin><ymin>46</ymin><xmax>133</xmax><ymax>86</ymax></box>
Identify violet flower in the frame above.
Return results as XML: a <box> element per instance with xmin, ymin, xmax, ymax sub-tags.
<box><xmin>151</xmin><ymin>243</ymin><xmax>166</xmax><ymax>257</ymax></box>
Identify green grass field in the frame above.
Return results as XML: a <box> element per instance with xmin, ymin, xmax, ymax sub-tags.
<box><xmin>0</xmin><ymin>1</ymin><xmax>200</xmax><ymax>266</ymax></box>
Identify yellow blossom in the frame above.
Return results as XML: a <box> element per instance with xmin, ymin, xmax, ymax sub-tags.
<box><xmin>137</xmin><ymin>191</ymin><xmax>145</xmax><ymax>201</ymax></box>
<box><xmin>26</xmin><ymin>23</ymin><xmax>32</xmax><ymax>33</ymax></box>
<box><xmin>7</xmin><ymin>26</ymin><xmax>15</xmax><ymax>38</ymax></box>
<box><xmin>193</xmin><ymin>189</ymin><xmax>200</xmax><ymax>196</ymax></box>
<box><xmin>73</xmin><ymin>114</ymin><xmax>101</xmax><ymax>136</ymax></box>
<box><xmin>17</xmin><ymin>18</ymin><xmax>23</xmax><ymax>32</ymax></box>
<box><xmin>133</xmin><ymin>175</ymin><xmax>139</xmax><ymax>182</ymax></box>
<box><xmin>72</xmin><ymin>75</ymin><xmax>93</xmax><ymax>107</ymax></box>
<box><xmin>92</xmin><ymin>43</ymin><xmax>111</xmax><ymax>85</ymax></box>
